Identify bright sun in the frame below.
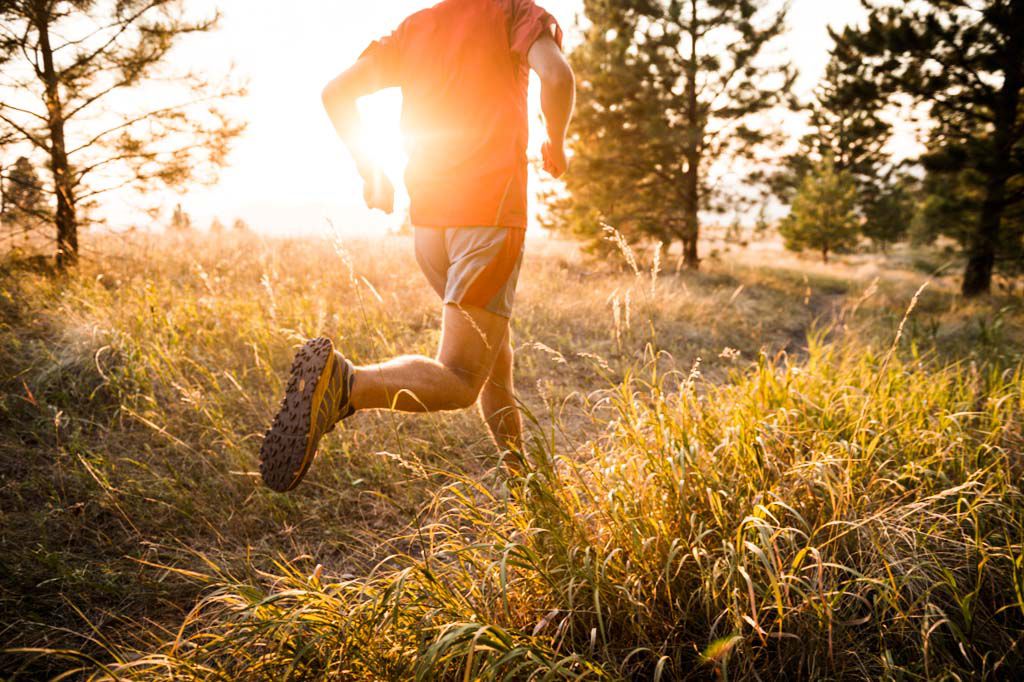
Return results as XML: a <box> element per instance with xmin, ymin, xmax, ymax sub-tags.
<box><xmin>357</xmin><ymin>91</ymin><xmax>409</xmax><ymax>187</ymax></box>
<box><xmin>348</xmin><ymin>75</ymin><xmax>549</xmax><ymax>228</ymax></box>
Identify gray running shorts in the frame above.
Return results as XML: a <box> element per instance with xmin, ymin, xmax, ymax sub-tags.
<box><xmin>414</xmin><ymin>226</ymin><xmax>525</xmax><ymax>319</ymax></box>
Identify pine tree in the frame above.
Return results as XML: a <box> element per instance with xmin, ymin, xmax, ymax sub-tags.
<box><xmin>1</xmin><ymin>156</ymin><xmax>47</xmax><ymax>227</ymax></box>
<box><xmin>834</xmin><ymin>0</ymin><xmax>1024</xmax><ymax>296</ymax></box>
<box><xmin>773</xmin><ymin>48</ymin><xmax>911</xmax><ymax>251</ymax></box>
<box><xmin>548</xmin><ymin>0</ymin><xmax>795</xmax><ymax>268</ymax></box>
<box><xmin>0</xmin><ymin>1</ymin><xmax>245</xmax><ymax>268</ymax></box>
<box><xmin>860</xmin><ymin>178</ymin><xmax>915</xmax><ymax>252</ymax></box>
<box><xmin>753</xmin><ymin>199</ymin><xmax>771</xmax><ymax>238</ymax></box>
<box><xmin>779</xmin><ymin>155</ymin><xmax>860</xmax><ymax>263</ymax></box>
<box><xmin>168</xmin><ymin>203</ymin><xmax>191</xmax><ymax>233</ymax></box>
<box><xmin>919</xmin><ymin>126</ymin><xmax>1024</xmax><ymax>275</ymax></box>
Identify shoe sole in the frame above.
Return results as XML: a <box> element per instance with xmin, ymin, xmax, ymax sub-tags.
<box><xmin>259</xmin><ymin>337</ymin><xmax>336</xmax><ymax>492</ymax></box>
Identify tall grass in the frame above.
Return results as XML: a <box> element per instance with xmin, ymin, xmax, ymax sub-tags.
<box><xmin>41</xmin><ymin>339</ymin><xmax>1024</xmax><ymax>680</ymax></box>
<box><xmin>4</xmin><ymin>232</ymin><xmax>1024</xmax><ymax>679</ymax></box>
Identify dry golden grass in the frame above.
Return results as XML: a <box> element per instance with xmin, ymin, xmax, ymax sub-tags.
<box><xmin>2</xmin><ymin>230</ymin><xmax>1023</xmax><ymax>679</ymax></box>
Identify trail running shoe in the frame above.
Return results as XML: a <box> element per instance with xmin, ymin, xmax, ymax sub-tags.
<box><xmin>259</xmin><ymin>337</ymin><xmax>355</xmax><ymax>492</ymax></box>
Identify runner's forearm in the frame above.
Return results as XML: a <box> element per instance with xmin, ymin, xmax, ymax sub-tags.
<box><xmin>321</xmin><ymin>85</ymin><xmax>375</xmax><ymax>177</ymax></box>
<box><xmin>528</xmin><ymin>34</ymin><xmax>575</xmax><ymax>145</ymax></box>
<box><xmin>321</xmin><ymin>59</ymin><xmax>387</xmax><ymax>177</ymax></box>
<box><xmin>540</xmin><ymin>66</ymin><xmax>574</xmax><ymax>145</ymax></box>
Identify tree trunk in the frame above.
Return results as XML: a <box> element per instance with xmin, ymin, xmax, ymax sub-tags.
<box><xmin>682</xmin><ymin>157</ymin><xmax>699</xmax><ymax>269</ymax></box>
<box><xmin>36</xmin><ymin>10</ymin><xmax>77</xmax><ymax>269</ymax></box>
<box><xmin>962</xmin><ymin>17</ymin><xmax>1020</xmax><ymax>297</ymax></box>
<box><xmin>822</xmin><ymin>246</ymin><xmax>829</xmax><ymax>263</ymax></box>
<box><xmin>682</xmin><ymin>235</ymin><xmax>698</xmax><ymax>269</ymax></box>
<box><xmin>681</xmin><ymin>0</ymin><xmax>701</xmax><ymax>270</ymax></box>
<box><xmin>962</xmin><ymin>175</ymin><xmax>1005</xmax><ymax>296</ymax></box>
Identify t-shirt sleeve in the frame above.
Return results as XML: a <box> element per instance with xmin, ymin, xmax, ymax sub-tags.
<box><xmin>506</xmin><ymin>0</ymin><xmax>563</xmax><ymax>64</ymax></box>
<box><xmin>358</xmin><ymin>25</ymin><xmax>405</xmax><ymax>86</ymax></box>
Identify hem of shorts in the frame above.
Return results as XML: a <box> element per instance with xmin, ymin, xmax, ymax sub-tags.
<box><xmin>442</xmin><ymin>298</ymin><xmax>513</xmax><ymax>319</ymax></box>
<box><xmin>411</xmin><ymin>221</ymin><xmax>528</xmax><ymax>230</ymax></box>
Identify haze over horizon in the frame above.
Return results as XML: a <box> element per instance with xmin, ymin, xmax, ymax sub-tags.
<box><xmin>100</xmin><ymin>0</ymin><xmax>897</xmax><ymax>236</ymax></box>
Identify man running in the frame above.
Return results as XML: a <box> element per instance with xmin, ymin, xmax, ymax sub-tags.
<box><xmin>259</xmin><ymin>0</ymin><xmax>575</xmax><ymax>492</ymax></box>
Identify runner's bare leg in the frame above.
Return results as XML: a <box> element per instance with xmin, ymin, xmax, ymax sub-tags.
<box><xmin>349</xmin><ymin>303</ymin><xmax>508</xmax><ymax>413</ymax></box>
<box><xmin>479</xmin><ymin>336</ymin><xmax>522</xmax><ymax>462</ymax></box>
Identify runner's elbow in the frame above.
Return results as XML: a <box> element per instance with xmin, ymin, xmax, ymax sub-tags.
<box><xmin>321</xmin><ymin>76</ymin><xmax>352</xmax><ymax>110</ymax></box>
<box><xmin>321</xmin><ymin>80</ymin><xmax>338</xmax><ymax>108</ymax></box>
<box><xmin>320</xmin><ymin>81</ymin><xmax>335</xmax><ymax>110</ymax></box>
<box><xmin>541</xmin><ymin>61</ymin><xmax>574</xmax><ymax>92</ymax></box>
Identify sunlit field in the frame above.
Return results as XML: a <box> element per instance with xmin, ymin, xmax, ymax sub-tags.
<box><xmin>3</xmin><ymin>231</ymin><xmax>1024</xmax><ymax>679</ymax></box>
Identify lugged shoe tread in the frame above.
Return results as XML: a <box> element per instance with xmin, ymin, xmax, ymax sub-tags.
<box><xmin>259</xmin><ymin>337</ymin><xmax>333</xmax><ymax>492</ymax></box>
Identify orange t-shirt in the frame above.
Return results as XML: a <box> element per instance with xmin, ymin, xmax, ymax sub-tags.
<box><xmin>360</xmin><ymin>0</ymin><xmax>562</xmax><ymax>228</ymax></box>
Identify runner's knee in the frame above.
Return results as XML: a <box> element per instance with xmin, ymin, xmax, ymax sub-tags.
<box><xmin>444</xmin><ymin>367</ymin><xmax>487</xmax><ymax>409</ymax></box>
<box><xmin>450</xmin><ymin>380</ymin><xmax>483</xmax><ymax>409</ymax></box>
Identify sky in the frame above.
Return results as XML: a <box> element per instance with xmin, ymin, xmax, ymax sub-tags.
<box><xmin>155</xmin><ymin>0</ymin><xmax>874</xmax><ymax>235</ymax></box>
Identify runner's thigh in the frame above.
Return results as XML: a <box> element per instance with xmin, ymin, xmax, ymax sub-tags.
<box><xmin>414</xmin><ymin>227</ymin><xmax>448</xmax><ymax>300</ymax></box>
<box><xmin>437</xmin><ymin>303</ymin><xmax>509</xmax><ymax>392</ymax></box>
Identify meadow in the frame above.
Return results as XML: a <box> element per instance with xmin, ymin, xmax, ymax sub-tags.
<box><xmin>2</xmin><ymin>230</ymin><xmax>1024</xmax><ymax>680</ymax></box>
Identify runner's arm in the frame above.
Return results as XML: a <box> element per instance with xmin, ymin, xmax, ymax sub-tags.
<box><xmin>321</xmin><ymin>58</ymin><xmax>396</xmax><ymax>211</ymax></box>
<box><xmin>321</xmin><ymin>57</ymin><xmax>391</xmax><ymax>179</ymax></box>
<box><xmin>528</xmin><ymin>33</ymin><xmax>574</xmax><ymax>178</ymax></box>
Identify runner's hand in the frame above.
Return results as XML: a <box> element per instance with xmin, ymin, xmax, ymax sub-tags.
<box><xmin>362</xmin><ymin>168</ymin><xmax>395</xmax><ymax>214</ymax></box>
<box><xmin>541</xmin><ymin>140</ymin><xmax>568</xmax><ymax>178</ymax></box>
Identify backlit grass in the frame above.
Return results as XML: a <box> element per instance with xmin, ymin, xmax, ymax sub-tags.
<box><xmin>2</xmin><ymin>231</ymin><xmax>1023</xmax><ymax>679</ymax></box>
